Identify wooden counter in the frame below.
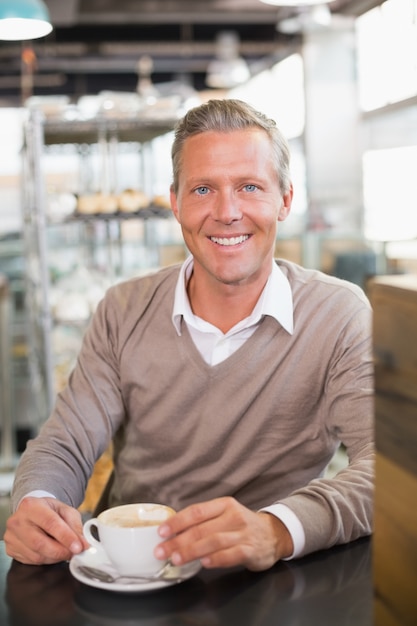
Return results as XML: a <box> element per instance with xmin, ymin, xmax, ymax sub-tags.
<box><xmin>370</xmin><ymin>274</ymin><xmax>417</xmax><ymax>626</ymax></box>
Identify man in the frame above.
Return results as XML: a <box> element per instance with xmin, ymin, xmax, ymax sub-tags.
<box><xmin>4</xmin><ymin>99</ymin><xmax>374</xmax><ymax>571</ymax></box>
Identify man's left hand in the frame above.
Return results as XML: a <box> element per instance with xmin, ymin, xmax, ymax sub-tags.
<box><xmin>155</xmin><ymin>496</ymin><xmax>294</xmax><ymax>571</ymax></box>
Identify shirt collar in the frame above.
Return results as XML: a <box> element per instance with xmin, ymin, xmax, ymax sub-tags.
<box><xmin>172</xmin><ymin>255</ymin><xmax>294</xmax><ymax>336</ymax></box>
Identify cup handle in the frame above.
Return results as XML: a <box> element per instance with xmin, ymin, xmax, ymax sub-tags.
<box><xmin>83</xmin><ymin>518</ymin><xmax>102</xmax><ymax>548</ymax></box>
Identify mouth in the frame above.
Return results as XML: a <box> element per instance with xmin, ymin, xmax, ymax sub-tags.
<box><xmin>209</xmin><ymin>235</ymin><xmax>250</xmax><ymax>247</ymax></box>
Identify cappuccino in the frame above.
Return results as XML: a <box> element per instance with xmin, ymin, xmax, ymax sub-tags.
<box><xmin>100</xmin><ymin>503</ymin><xmax>175</xmax><ymax>528</ymax></box>
<box><xmin>83</xmin><ymin>502</ymin><xmax>176</xmax><ymax>576</ymax></box>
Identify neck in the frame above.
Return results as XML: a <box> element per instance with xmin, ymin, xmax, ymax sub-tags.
<box><xmin>187</xmin><ymin>271</ymin><xmax>266</xmax><ymax>334</ymax></box>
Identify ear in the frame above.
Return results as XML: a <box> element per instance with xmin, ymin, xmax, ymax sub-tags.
<box><xmin>169</xmin><ymin>184</ymin><xmax>180</xmax><ymax>223</ymax></box>
<box><xmin>278</xmin><ymin>185</ymin><xmax>293</xmax><ymax>222</ymax></box>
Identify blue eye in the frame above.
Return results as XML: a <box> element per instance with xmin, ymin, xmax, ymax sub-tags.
<box><xmin>195</xmin><ymin>186</ymin><xmax>209</xmax><ymax>195</ymax></box>
<box><xmin>244</xmin><ymin>184</ymin><xmax>257</xmax><ymax>192</ymax></box>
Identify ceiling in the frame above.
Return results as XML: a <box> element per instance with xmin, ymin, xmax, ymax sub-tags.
<box><xmin>0</xmin><ymin>0</ymin><xmax>382</xmax><ymax>105</ymax></box>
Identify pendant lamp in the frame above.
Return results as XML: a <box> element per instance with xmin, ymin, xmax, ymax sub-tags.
<box><xmin>0</xmin><ymin>0</ymin><xmax>53</xmax><ymax>40</ymax></box>
<box><xmin>206</xmin><ymin>31</ymin><xmax>250</xmax><ymax>89</ymax></box>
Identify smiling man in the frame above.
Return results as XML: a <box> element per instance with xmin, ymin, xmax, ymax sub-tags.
<box><xmin>170</xmin><ymin>125</ymin><xmax>292</xmax><ymax>334</ymax></box>
<box><xmin>6</xmin><ymin>99</ymin><xmax>374</xmax><ymax>571</ymax></box>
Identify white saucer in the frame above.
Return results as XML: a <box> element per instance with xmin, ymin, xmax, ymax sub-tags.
<box><xmin>70</xmin><ymin>546</ymin><xmax>201</xmax><ymax>593</ymax></box>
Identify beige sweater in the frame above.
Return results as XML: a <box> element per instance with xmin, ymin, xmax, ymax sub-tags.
<box><xmin>12</xmin><ymin>260</ymin><xmax>374</xmax><ymax>557</ymax></box>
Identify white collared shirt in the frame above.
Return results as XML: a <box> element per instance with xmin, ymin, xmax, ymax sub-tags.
<box><xmin>172</xmin><ymin>255</ymin><xmax>293</xmax><ymax>365</ymax></box>
<box><xmin>172</xmin><ymin>255</ymin><xmax>305</xmax><ymax>559</ymax></box>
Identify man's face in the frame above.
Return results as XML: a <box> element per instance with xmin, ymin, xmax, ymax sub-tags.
<box><xmin>171</xmin><ymin>128</ymin><xmax>292</xmax><ymax>290</ymax></box>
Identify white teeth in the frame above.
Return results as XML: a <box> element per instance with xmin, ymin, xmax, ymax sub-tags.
<box><xmin>210</xmin><ymin>235</ymin><xmax>249</xmax><ymax>246</ymax></box>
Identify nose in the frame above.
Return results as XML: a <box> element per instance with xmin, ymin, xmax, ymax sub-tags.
<box><xmin>213</xmin><ymin>190</ymin><xmax>242</xmax><ymax>224</ymax></box>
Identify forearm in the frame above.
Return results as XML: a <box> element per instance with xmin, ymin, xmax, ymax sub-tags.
<box><xmin>12</xmin><ymin>298</ymin><xmax>123</xmax><ymax>511</ymax></box>
<box><xmin>11</xmin><ymin>431</ymin><xmax>91</xmax><ymax>511</ymax></box>
<box><xmin>278</xmin><ymin>443</ymin><xmax>374</xmax><ymax>557</ymax></box>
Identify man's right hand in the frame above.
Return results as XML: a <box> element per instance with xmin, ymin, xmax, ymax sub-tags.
<box><xmin>4</xmin><ymin>497</ymin><xmax>89</xmax><ymax>565</ymax></box>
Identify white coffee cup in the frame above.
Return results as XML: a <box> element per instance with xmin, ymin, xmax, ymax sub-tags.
<box><xmin>83</xmin><ymin>502</ymin><xmax>175</xmax><ymax>577</ymax></box>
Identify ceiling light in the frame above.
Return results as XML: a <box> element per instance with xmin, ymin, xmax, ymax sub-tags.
<box><xmin>0</xmin><ymin>0</ymin><xmax>53</xmax><ymax>41</ymax></box>
<box><xmin>277</xmin><ymin>4</ymin><xmax>332</xmax><ymax>33</ymax></box>
<box><xmin>260</xmin><ymin>0</ymin><xmax>327</xmax><ymax>6</ymax></box>
<box><xmin>206</xmin><ymin>31</ymin><xmax>250</xmax><ymax>89</ymax></box>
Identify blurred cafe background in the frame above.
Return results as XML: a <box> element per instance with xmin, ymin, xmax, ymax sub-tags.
<box><xmin>0</xmin><ymin>1</ymin><xmax>416</xmax><ymax>622</ymax></box>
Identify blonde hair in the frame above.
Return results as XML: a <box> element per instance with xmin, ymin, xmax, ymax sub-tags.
<box><xmin>171</xmin><ymin>99</ymin><xmax>291</xmax><ymax>194</ymax></box>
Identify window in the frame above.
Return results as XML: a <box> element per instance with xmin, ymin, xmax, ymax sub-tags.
<box><xmin>363</xmin><ymin>145</ymin><xmax>417</xmax><ymax>241</ymax></box>
<box><xmin>356</xmin><ymin>0</ymin><xmax>417</xmax><ymax>111</ymax></box>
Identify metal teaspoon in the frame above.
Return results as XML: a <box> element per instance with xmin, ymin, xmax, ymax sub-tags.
<box><xmin>76</xmin><ymin>563</ymin><xmax>181</xmax><ymax>584</ymax></box>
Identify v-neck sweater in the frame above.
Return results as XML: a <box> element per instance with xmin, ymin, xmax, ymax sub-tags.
<box><xmin>12</xmin><ymin>259</ymin><xmax>374</xmax><ymax>557</ymax></box>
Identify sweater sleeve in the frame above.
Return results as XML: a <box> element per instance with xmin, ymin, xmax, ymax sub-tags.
<box><xmin>276</xmin><ymin>299</ymin><xmax>374</xmax><ymax>557</ymax></box>
<box><xmin>11</xmin><ymin>289</ymin><xmax>124</xmax><ymax>511</ymax></box>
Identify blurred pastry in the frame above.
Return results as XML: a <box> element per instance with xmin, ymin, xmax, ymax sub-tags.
<box><xmin>118</xmin><ymin>188</ymin><xmax>149</xmax><ymax>212</ymax></box>
<box><xmin>77</xmin><ymin>193</ymin><xmax>101</xmax><ymax>214</ymax></box>
<box><xmin>152</xmin><ymin>194</ymin><xmax>171</xmax><ymax>210</ymax></box>
<box><xmin>98</xmin><ymin>193</ymin><xmax>118</xmax><ymax>214</ymax></box>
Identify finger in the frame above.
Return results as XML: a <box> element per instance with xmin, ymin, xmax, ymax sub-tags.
<box><xmin>30</xmin><ymin>500</ymin><xmax>85</xmax><ymax>555</ymax></box>
<box><xmin>158</xmin><ymin>498</ymin><xmax>228</xmax><ymax>539</ymax></box>
<box><xmin>55</xmin><ymin>503</ymin><xmax>90</xmax><ymax>551</ymax></box>
<box><xmin>200</xmin><ymin>543</ymin><xmax>255</xmax><ymax>569</ymax></box>
<box><xmin>160</xmin><ymin>522</ymin><xmax>259</xmax><ymax>570</ymax></box>
<box><xmin>157</xmin><ymin>515</ymin><xmax>242</xmax><ymax>566</ymax></box>
<box><xmin>155</xmin><ymin>499</ymin><xmax>230</xmax><ymax>563</ymax></box>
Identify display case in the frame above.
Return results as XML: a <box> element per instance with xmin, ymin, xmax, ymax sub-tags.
<box><xmin>21</xmin><ymin>109</ymin><xmax>184</xmax><ymax>431</ymax></box>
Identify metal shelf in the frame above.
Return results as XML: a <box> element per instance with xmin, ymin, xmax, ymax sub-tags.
<box><xmin>21</xmin><ymin>110</ymin><xmax>179</xmax><ymax>427</ymax></box>
<box><xmin>42</xmin><ymin>115</ymin><xmax>179</xmax><ymax>146</ymax></box>
<box><xmin>66</xmin><ymin>206</ymin><xmax>172</xmax><ymax>222</ymax></box>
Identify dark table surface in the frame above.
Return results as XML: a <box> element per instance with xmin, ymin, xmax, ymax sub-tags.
<box><xmin>0</xmin><ymin>537</ymin><xmax>372</xmax><ymax>625</ymax></box>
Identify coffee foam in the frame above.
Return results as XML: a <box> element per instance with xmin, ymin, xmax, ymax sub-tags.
<box><xmin>103</xmin><ymin>516</ymin><xmax>160</xmax><ymax>528</ymax></box>
<box><xmin>100</xmin><ymin>504</ymin><xmax>175</xmax><ymax>528</ymax></box>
